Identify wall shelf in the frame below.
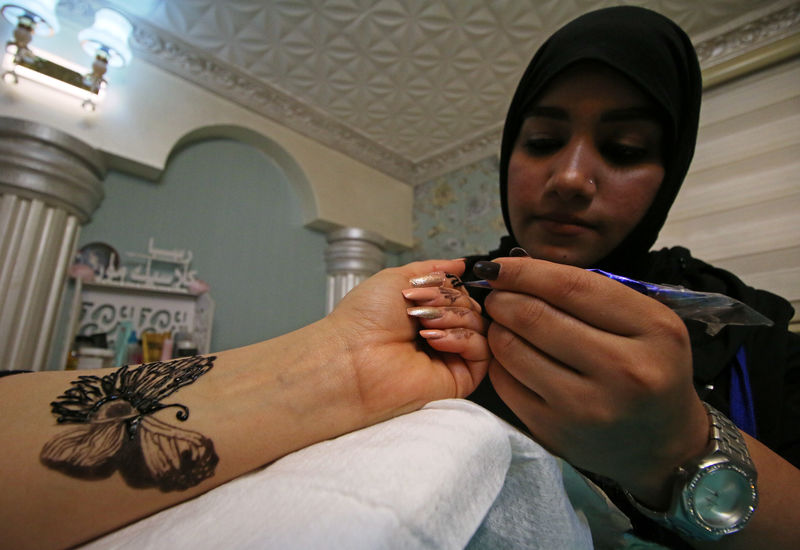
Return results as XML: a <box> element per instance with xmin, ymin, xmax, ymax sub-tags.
<box><xmin>65</xmin><ymin>277</ymin><xmax>214</xmax><ymax>367</ymax></box>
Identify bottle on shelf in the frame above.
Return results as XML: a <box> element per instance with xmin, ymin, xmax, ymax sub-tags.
<box><xmin>174</xmin><ymin>326</ymin><xmax>198</xmax><ymax>357</ymax></box>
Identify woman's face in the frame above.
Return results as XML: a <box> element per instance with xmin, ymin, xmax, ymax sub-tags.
<box><xmin>507</xmin><ymin>63</ymin><xmax>665</xmax><ymax>267</ymax></box>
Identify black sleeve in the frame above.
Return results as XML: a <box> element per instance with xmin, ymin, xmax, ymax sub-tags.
<box><xmin>0</xmin><ymin>370</ymin><xmax>32</xmax><ymax>378</ymax></box>
<box><xmin>770</xmin><ymin>329</ymin><xmax>800</xmax><ymax>466</ymax></box>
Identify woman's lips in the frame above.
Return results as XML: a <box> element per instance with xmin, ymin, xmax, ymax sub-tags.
<box><xmin>536</xmin><ymin>215</ymin><xmax>594</xmax><ymax>236</ymax></box>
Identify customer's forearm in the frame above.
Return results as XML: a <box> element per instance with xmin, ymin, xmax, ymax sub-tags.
<box><xmin>0</xmin><ymin>319</ymin><xmax>359</xmax><ymax>550</ymax></box>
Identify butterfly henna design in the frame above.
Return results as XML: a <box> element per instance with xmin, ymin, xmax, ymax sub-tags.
<box><xmin>41</xmin><ymin>356</ymin><xmax>218</xmax><ymax>491</ymax></box>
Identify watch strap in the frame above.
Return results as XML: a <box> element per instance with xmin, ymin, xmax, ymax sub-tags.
<box><xmin>706</xmin><ymin>403</ymin><xmax>754</xmax><ymax>470</ymax></box>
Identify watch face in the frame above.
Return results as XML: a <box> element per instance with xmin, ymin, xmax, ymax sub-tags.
<box><xmin>685</xmin><ymin>463</ymin><xmax>757</xmax><ymax>534</ymax></box>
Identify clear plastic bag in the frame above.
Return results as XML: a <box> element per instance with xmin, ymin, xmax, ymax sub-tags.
<box><xmin>589</xmin><ymin>270</ymin><xmax>774</xmax><ymax>336</ymax></box>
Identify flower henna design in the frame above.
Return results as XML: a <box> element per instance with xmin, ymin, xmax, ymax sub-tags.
<box><xmin>438</xmin><ymin>287</ymin><xmax>462</xmax><ymax>304</ymax></box>
<box><xmin>445</xmin><ymin>273</ymin><xmax>464</xmax><ymax>287</ymax></box>
<box><xmin>41</xmin><ymin>356</ymin><xmax>218</xmax><ymax>492</ymax></box>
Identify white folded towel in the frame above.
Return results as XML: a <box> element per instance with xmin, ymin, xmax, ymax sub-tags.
<box><xmin>81</xmin><ymin>399</ymin><xmax>600</xmax><ymax>549</ymax></box>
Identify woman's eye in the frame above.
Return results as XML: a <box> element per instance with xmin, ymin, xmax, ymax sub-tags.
<box><xmin>523</xmin><ymin>138</ymin><xmax>562</xmax><ymax>155</ymax></box>
<box><xmin>602</xmin><ymin>142</ymin><xmax>648</xmax><ymax>164</ymax></box>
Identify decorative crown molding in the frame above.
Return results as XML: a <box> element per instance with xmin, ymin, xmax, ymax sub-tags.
<box><xmin>694</xmin><ymin>2</ymin><xmax>800</xmax><ymax>67</ymax></box>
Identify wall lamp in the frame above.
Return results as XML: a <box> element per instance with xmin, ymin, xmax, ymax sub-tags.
<box><xmin>1</xmin><ymin>1</ymin><xmax>132</xmax><ymax>110</ymax></box>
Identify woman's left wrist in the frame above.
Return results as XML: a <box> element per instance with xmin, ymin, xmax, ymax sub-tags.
<box><xmin>622</xmin><ymin>399</ymin><xmax>711</xmax><ymax>510</ymax></box>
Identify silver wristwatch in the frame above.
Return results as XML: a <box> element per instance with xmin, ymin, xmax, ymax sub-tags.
<box><xmin>624</xmin><ymin>403</ymin><xmax>758</xmax><ymax>541</ymax></box>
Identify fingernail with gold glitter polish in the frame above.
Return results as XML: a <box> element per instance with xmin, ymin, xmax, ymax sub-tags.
<box><xmin>473</xmin><ymin>261</ymin><xmax>501</xmax><ymax>281</ymax></box>
<box><xmin>407</xmin><ymin>306</ymin><xmax>444</xmax><ymax>319</ymax></box>
<box><xmin>419</xmin><ymin>330</ymin><xmax>445</xmax><ymax>340</ymax></box>
<box><xmin>409</xmin><ymin>271</ymin><xmax>446</xmax><ymax>287</ymax></box>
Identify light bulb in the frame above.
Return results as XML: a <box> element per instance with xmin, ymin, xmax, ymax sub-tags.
<box><xmin>77</xmin><ymin>8</ymin><xmax>133</xmax><ymax>68</ymax></box>
<box><xmin>0</xmin><ymin>0</ymin><xmax>60</xmax><ymax>35</ymax></box>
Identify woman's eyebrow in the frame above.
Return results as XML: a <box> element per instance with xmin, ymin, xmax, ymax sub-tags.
<box><xmin>523</xmin><ymin>106</ymin><xmax>659</xmax><ymax>123</ymax></box>
<box><xmin>600</xmin><ymin>107</ymin><xmax>660</xmax><ymax>123</ymax></box>
<box><xmin>524</xmin><ymin>106</ymin><xmax>568</xmax><ymax>120</ymax></box>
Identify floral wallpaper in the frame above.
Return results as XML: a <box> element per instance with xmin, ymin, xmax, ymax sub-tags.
<box><xmin>402</xmin><ymin>156</ymin><xmax>508</xmax><ymax>263</ymax></box>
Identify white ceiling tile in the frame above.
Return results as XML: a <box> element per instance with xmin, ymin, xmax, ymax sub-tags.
<box><xmin>59</xmin><ymin>0</ymin><xmax>800</xmax><ymax>183</ymax></box>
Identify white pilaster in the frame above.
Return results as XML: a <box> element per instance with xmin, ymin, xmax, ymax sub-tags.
<box><xmin>0</xmin><ymin>117</ymin><xmax>105</xmax><ymax>370</ymax></box>
<box><xmin>324</xmin><ymin>227</ymin><xmax>386</xmax><ymax>314</ymax></box>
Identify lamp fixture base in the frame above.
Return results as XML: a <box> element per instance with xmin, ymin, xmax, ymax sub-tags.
<box><xmin>3</xmin><ymin>42</ymin><xmax>106</xmax><ymax>110</ymax></box>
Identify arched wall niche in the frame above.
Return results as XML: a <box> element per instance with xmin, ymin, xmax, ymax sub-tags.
<box><xmin>99</xmin><ymin>118</ymin><xmax>413</xmax><ymax>250</ymax></box>
<box><xmin>80</xmin><ymin>135</ymin><xmax>331</xmax><ymax>355</ymax></box>
<box><xmin>164</xmin><ymin>124</ymin><xmax>319</xmax><ymax>231</ymax></box>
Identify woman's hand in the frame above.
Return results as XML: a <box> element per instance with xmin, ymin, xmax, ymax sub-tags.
<box><xmin>477</xmin><ymin>257</ymin><xmax>709</xmax><ymax>508</ymax></box>
<box><xmin>324</xmin><ymin>259</ymin><xmax>489</xmax><ymax>424</ymax></box>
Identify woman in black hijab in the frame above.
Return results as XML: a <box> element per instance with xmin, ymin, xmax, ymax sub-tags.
<box><xmin>408</xmin><ymin>5</ymin><xmax>799</xmax><ymax>548</ymax></box>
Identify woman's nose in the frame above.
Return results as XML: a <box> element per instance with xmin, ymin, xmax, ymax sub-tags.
<box><xmin>546</xmin><ymin>140</ymin><xmax>597</xmax><ymax>202</ymax></box>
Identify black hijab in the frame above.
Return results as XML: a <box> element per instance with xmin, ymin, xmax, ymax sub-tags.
<box><xmin>495</xmin><ymin>5</ymin><xmax>702</xmax><ymax>277</ymax></box>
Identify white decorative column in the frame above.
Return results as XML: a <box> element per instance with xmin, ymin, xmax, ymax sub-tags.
<box><xmin>324</xmin><ymin>227</ymin><xmax>386</xmax><ymax>313</ymax></box>
<box><xmin>0</xmin><ymin>117</ymin><xmax>105</xmax><ymax>371</ymax></box>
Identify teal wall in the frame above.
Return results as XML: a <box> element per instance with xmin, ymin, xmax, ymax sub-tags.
<box><xmin>80</xmin><ymin>139</ymin><xmax>328</xmax><ymax>353</ymax></box>
<box><xmin>402</xmin><ymin>156</ymin><xmax>505</xmax><ymax>263</ymax></box>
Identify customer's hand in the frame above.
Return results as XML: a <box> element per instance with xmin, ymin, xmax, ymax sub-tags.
<box><xmin>325</xmin><ymin>259</ymin><xmax>489</xmax><ymax>423</ymax></box>
<box><xmin>401</xmin><ymin>269</ymin><xmax>490</xmax><ymax>389</ymax></box>
<box><xmin>478</xmin><ymin>258</ymin><xmax>709</xmax><ymax>508</ymax></box>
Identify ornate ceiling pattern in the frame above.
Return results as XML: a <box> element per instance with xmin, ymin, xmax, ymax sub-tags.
<box><xmin>60</xmin><ymin>0</ymin><xmax>800</xmax><ymax>184</ymax></box>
